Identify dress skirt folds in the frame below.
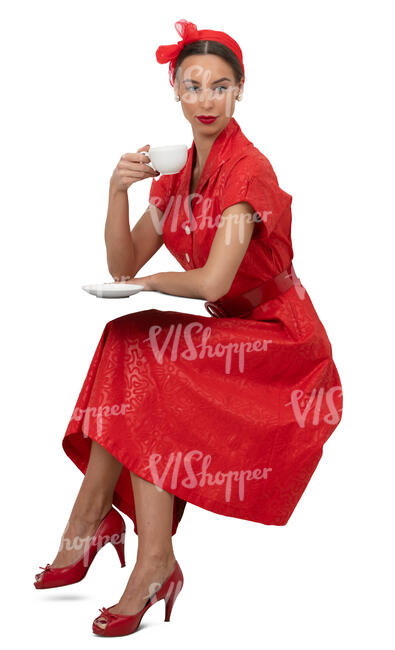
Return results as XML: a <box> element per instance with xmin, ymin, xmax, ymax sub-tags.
<box><xmin>62</xmin><ymin>288</ymin><xmax>343</xmax><ymax>536</ymax></box>
<box><xmin>62</xmin><ymin>118</ymin><xmax>343</xmax><ymax>535</ymax></box>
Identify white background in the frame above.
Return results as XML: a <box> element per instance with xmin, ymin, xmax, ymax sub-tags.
<box><xmin>1</xmin><ymin>1</ymin><xmax>394</xmax><ymax>648</ymax></box>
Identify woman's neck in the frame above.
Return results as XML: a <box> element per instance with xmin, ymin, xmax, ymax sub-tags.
<box><xmin>191</xmin><ymin>126</ymin><xmax>221</xmax><ymax>176</ymax></box>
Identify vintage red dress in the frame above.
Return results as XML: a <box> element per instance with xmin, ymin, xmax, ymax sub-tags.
<box><xmin>62</xmin><ymin>117</ymin><xmax>343</xmax><ymax>535</ymax></box>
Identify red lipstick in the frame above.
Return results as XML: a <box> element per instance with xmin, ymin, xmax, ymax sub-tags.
<box><xmin>197</xmin><ymin>115</ymin><xmax>217</xmax><ymax>124</ymax></box>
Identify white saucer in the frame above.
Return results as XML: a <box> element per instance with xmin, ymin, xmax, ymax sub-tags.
<box><xmin>82</xmin><ymin>283</ymin><xmax>145</xmax><ymax>299</ymax></box>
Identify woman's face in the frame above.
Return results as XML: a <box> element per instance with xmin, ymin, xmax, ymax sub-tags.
<box><xmin>174</xmin><ymin>54</ymin><xmax>243</xmax><ymax>135</ymax></box>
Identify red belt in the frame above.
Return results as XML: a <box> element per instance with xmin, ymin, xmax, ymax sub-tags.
<box><xmin>204</xmin><ymin>263</ymin><xmax>299</xmax><ymax>318</ymax></box>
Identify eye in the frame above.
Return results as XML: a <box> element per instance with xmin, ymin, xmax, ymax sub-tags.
<box><xmin>214</xmin><ymin>86</ymin><xmax>227</xmax><ymax>93</ymax></box>
<box><xmin>186</xmin><ymin>86</ymin><xmax>199</xmax><ymax>92</ymax></box>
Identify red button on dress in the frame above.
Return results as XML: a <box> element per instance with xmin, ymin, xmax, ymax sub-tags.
<box><xmin>62</xmin><ymin>118</ymin><xmax>343</xmax><ymax>535</ymax></box>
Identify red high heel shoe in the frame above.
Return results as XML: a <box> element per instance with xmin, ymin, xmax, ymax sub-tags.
<box><xmin>92</xmin><ymin>560</ymin><xmax>184</xmax><ymax>637</ymax></box>
<box><xmin>34</xmin><ymin>506</ymin><xmax>126</xmax><ymax>589</ymax></box>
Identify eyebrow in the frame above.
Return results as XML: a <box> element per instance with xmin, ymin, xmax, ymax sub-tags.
<box><xmin>182</xmin><ymin>77</ymin><xmax>232</xmax><ymax>85</ymax></box>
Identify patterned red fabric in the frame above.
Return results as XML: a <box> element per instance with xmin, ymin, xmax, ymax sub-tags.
<box><xmin>62</xmin><ymin>117</ymin><xmax>343</xmax><ymax>535</ymax></box>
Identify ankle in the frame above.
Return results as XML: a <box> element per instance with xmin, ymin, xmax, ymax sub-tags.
<box><xmin>70</xmin><ymin>501</ymin><xmax>113</xmax><ymax>528</ymax></box>
<box><xmin>135</xmin><ymin>551</ymin><xmax>176</xmax><ymax>569</ymax></box>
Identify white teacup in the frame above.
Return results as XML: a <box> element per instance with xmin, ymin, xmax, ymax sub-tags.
<box><xmin>145</xmin><ymin>145</ymin><xmax>188</xmax><ymax>175</ymax></box>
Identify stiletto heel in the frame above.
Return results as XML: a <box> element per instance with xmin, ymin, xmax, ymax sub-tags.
<box><xmin>164</xmin><ymin>577</ymin><xmax>182</xmax><ymax>622</ymax></box>
<box><xmin>111</xmin><ymin>532</ymin><xmax>126</xmax><ymax>567</ymax></box>
<box><xmin>92</xmin><ymin>560</ymin><xmax>184</xmax><ymax>637</ymax></box>
<box><xmin>34</xmin><ymin>506</ymin><xmax>126</xmax><ymax>589</ymax></box>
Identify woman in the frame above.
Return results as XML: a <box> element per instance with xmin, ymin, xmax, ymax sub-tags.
<box><xmin>34</xmin><ymin>19</ymin><xmax>343</xmax><ymax>637</ymax></box>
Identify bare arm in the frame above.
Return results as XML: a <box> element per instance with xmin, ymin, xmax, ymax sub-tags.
<box><xmin>104</xmin><ymin>145</ymin><xmax>161</xmax><ymax>279</ymax></box>
<box><xmin>105</xmin><ymin>184</ymin><xmax>164</xmax><ymax>279</ymax></box>
<box><xmin>140</xmin><ymin>202</ymin><xmax>256</xmax><ymax>302</ymax></box>
<box><xmin>104</xmin><ymin>184</ymin><xmax>134</xmax><ymax>279</ymax></box>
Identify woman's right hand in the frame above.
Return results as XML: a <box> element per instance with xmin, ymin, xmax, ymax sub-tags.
<box><xmin>110</xmin><ymin>145</ymin><xmax>160</xmax><ymax>192</ymax></box>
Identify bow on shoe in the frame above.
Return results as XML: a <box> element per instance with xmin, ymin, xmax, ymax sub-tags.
<box><xmin>35</xmin><ymin>563</ymin><xmax>52</xmax><ymax>580</ymax></box>
<box><xmin>97</xmin><ymin>607</ymin><xmax>118</xmax><ymax>622</ymax></box>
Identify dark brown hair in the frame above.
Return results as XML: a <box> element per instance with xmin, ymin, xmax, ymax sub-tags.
<box><xmin>174</xmin><ymin>40</ymin><xmax>244</xmax><ymax>86</ymax></box>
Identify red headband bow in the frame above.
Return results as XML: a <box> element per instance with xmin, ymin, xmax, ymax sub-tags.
<box><xmin>155</xmin><ymin>19</ymin><xmax>245</xmax><ymax>88</ymax></box>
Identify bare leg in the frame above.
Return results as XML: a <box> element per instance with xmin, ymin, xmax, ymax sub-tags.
<box><xmin>36</xmin><ymin>440</ymin><xmax>123</xmax><ymax>580</ymax></box>
<box><xmin>94</xmin><ymin>471</ymin><xmax>176</xmax><ymax>628</ymax></box>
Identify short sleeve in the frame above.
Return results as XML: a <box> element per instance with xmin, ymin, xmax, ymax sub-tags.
<box><xmin>219</xmin><ymin>158</ymin><xmax>292</xmax><ymax>241</ymax></box>
<box><xmin>148</xmin><ymin>173</ymin><xmax>176</xmax><ymax>214</ymax></box>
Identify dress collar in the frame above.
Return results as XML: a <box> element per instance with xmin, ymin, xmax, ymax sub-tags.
<box><xmin>184</xmin><ymin>117</ymin><xmax>241</xmax><ymax>197</ymax></box>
